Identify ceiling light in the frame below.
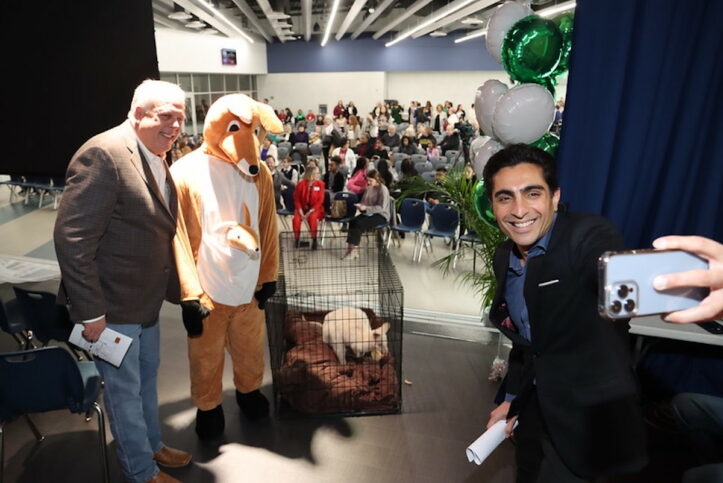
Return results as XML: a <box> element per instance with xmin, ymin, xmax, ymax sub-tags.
<box><xmin>385</xmin><ymin>0</ymin><xmax>477</xmax><ymax>47</ymax></box>
<box><xmin>201</xmin><ymin>28</ymin><xmax>218</xmax><ymax>35</ymax></box>
<box><xmin>461</xmin><ymin>17</ymin><xmax>484</xmax><ymax>24</ymax></box>
<box><xmin>430</xmin><ymin>30</ymin><xmax>447</xmax><ymax>36</ymax></box>
<box><xmin>168</xmin><ymin>11</ymin><xmax>192</xmax><ymax>21</ymax></box>
<box><xmin>185</xmin><ymin>20</ymin><xmax>206</xmax><ymax>29</ymax></box>
<box><xmin>321</xmin><ymin>0</ymin><xmax>342</xmax><ymax>46</ymax></box>
<box><xmin>369</xmin><ymin>7</ymin><xmax>375</xmax><ymax>13</ymax></box>
<box><xmin>454</xmin><ymin>27</ymin><xmax>486</xmax><ymax>43</ymax></box>
<box><xmin>197</xmin><ymin>0</ymin><xmax>255</xmax><ymax>43</ymax></box>
<box><xmin>537</xmin><ymin>0</ymin><xmax>576</xmax><ymax>17</ymax></box>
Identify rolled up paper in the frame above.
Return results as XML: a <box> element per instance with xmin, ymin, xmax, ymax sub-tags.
<box><xmin>466</xmin><ymin>419</ymin><xmax>518</xmax><ymax>465</ymax></box>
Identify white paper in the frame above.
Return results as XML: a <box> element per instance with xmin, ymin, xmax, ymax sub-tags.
<box><xmin>466</xmin><ymin>420</ymin><xmax>518</xmax><ymax>465</ymax></box>
<box><xmin>69</xmin><ymin>324</ymin><xmax>132</xmax><ymax>367</ymax></box>
<box><xmin>0</xmin><ymin>255</ymin><xmax>60</xmax><ymax>284</ymax></box>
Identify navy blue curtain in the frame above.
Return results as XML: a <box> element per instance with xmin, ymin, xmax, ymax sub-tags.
<box><xmin>556</xmin><ymin>0</ymin><xmax>723</xmax><ymax>249</ymax></box>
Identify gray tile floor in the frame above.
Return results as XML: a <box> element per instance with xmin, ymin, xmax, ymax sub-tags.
<box><xmin>0</xmin><ymin>184</ymin><xmax>689</xmax><ymax>482</ymax></box>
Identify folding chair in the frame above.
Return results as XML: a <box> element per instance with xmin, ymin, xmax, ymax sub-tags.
<box><xmin>453</xmin><ymin>230</ymin><xmax>482</xmax><ymax>271</ymax></box>
<box><xmin>0</xmin><ymin>346</ymin><xmax>109</xmax><ymax>483</ymax></box>
<box><xmin>419</xmin><ymin>203</ymin><xmax>459</xmax><ymax>263</ymax></box>
<box><xmin>414</xmin><ymin>162</ymin><xmax>433</xmax><ymax>174</ymax></box>
<box><xmin>410</xmin><ymin>154</ymin><xmax>427</xmax><ymax>164</ymax></box>
<box><xmin>0</xmin><ymin>298</ymin><xmax>32</xmax><ymax>349</ymax></box>
<box><xmin>321</xmin><ymin>191</ymin><xmax>358</xmax><ymax>244</ymax></box>
<box><xmin>389</xmin><ymin>198</ymin><xmax>426</xmax><ymax>262</ymax></box>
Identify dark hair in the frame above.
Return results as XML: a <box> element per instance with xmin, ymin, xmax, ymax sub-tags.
<box><xmin>401</xmin><ymin>136</ymin><xmax>411</xmax><ymax>145</ymax></box>
<box><xmin>482</xmin><ymin>144</ymin><xmax>558</xmax><ymax>200</ymax></box>
<box><xmin>400</xmin><ymin>157</ymin><xmax>417</xmax><ymax>176</ymax></box>
<box><xmin>352</xmin><ymin>156</ymin><xmax>368</xmax><ymax>176</ymax></box>
<box><xmin>376</xmin><ymin>159</ymin><xmax>393</xmax><ymax>187</ymax></box>
<box><xmin>330</xmin><ymin>155</ymin><xmax>342</xmax><ymax>165</ymax></box>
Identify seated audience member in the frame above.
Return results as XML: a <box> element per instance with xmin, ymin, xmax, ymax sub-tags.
<box><xmin>356</xmin><ymin>134</ymin><xmax>372</xmax><ymax>158</ymax></box>
<box><xmin>376</xmin><ymin>159</ymin><xmax>395</xmax><ymax>189</ymax></box>
<box><xmin>399</xmin><ymin>157</ymin><xmax>418</xmax><ymax>180</ymax></box>
<box><xmin>440</xmin><ymin>125</ymin><xmax>461</xmax><ymax>155</ymax></box>
<box><xmin>341</xmin><ymin>169</ymin><xmax>391</xmax><ymax>260</ymax></box>
<box><xmin>652</xmin><ymin>235</ymin><xmax>723</xmax><ymax>323</ymax></box>
<box><xmin>377</xmin><ymin>115</ymin><xmax>390</xmax><ymax>140</ymax></box>
<box><xmin>346</xmin><ymin>157</ymin><xmax>369</xmax><ymax>196</ymax></box>
<box><xmin>267</xmin><ymin>155</ymin><xmax>293</xmax><ymax>210</ymax></box>
<box><xmin>260</xmin><ymin>136</ymin><xmax>278</xmax><ymax>161</ymax></box>
<box><xmin>345</xmin><ymin>101</ymin><xmax>359</xmax><ymax>119</ymax></box>
<box><xmin>324</xmin><ymin>157</ymin><xmax>346</xmax><ymax>193</ymax></box>
<box><xmin>418</xmin><ymin>126</ymin><xmax>435</xmax><ymax>151</ymax></box>
<box><xmin>333</xmin><ymin>100</ymin><xmax>345</xmax><ymax>119</ymax></box>
<box><xmin>309</xmin><ymin>131</ymin><xmax>322</xmax><ymax>147</ymax></box>
<box><xmin>367</xmin><ymin>139</ymin><xmax>389</xmax><ymax>161</ymax></box>
<box><xmin>278</xmin><ymin>123</ymin><xmax>293</xmax><ymax>143</ymax></box>
<box><xmin>399</xmin><ymin>135</ymin><xmax>418</xmax><ymax>156</ymax></box>
<box><xmin>292</xmin><ymin>166</ymin><xmax>325</xmax><ymax>250</ymax></box>
<box><xmin>295</xmin><ymin>109</ymin><xmax>305</xmax><ymax>124</ymax></box>
<box><xmin>403</xmin><ymin>125</ymin><xmax>417</xmax><ymax>140</ymax></box>
<box><xmin>306</xmin><ymin>110</ymin><xmax>316</xmax><ymax>122</ymax></box>
<box><xmin>315</xmin><ymin>113</ymin><xmax>325</xmax><ymax>127</ymax></box>
<box><xmin>426</xmin><ymin>138</ymin><xmax>441</xmax><ymax>160</ymax></box>
<box><xmin>277</xmin><ymin>109</ymin><xmax>286</xmax><ymax>124</ymax></box>
<box><xmin>362</xmin><ymin>113</ymin><xmax>379</xmax><ymax>141</ymax></box>
<box><xmin>381</xmin><ymin>124</ymin><xmax>401</xmax><ymax>149</ymax></box>
<box><xmin>425</xmin><ymin>167</ymin><xmax>447</xmax><ymax>210</ymax></box>
<box><xmin>291</xmin><ymin>123</ymin><xmax>310</xmax><ymax>145</ymax></box>
<box><xmin>330</xmin><ymin>138</ymin><xmax>357</xmax><ymax>173</ymax></box>
<box><xmin>280</xmin><ymin>156</ymin><xmax>299</xmax><ymax>185</ymax></box>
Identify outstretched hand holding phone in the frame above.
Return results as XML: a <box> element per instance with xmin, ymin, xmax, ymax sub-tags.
<box><xmin>653</xmin><ymin>235</ymin><xmax>723</xmax><ymax>323</ymax></box>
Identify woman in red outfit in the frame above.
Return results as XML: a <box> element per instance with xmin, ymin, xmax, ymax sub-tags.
<box><xmin>292</xmin><ymin>166</ymin><xmax>325</xmax><ymax>250</ymax></box>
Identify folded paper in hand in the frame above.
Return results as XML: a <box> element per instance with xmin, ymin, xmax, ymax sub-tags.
<box><xmin>69</xmin><ymin>324</ymin><xmax>132</xmax><ymax>367</ymax></box>
<box><xmin>466</xmin><ymin>420</ymin><xmax>518</xmax><ymax>465</ymax></box>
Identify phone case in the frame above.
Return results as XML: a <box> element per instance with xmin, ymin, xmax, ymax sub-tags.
<box><xmin>598</xmin><ymin>249</ymin><xmax>709</xmax><ymax>319</ymax></box>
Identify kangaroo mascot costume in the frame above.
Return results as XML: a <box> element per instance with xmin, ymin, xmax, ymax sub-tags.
<box><xmin>171</xmin><ymin>94</ymin><xmax>282</xmax><ymax>440</ymax></box>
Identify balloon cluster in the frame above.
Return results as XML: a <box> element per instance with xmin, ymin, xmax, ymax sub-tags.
<box><xmin>471</xmin><ymin>2</ymin><xmax>573</xmax><ymax>227</ymax></box>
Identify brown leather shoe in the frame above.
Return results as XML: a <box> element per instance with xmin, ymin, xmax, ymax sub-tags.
<box><xmin>145</xmin><ymin>470</ymin><xmax>181</xmax><ymax>483</ymax></box>
<box><xmin>153</xmin><ymin>446</ymin><xmax>192</xmax><ymax>468</ymax></box>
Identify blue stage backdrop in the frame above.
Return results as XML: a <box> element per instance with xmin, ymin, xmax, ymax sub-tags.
<box><xmin>557</xmin><ymin>0</ymin><xmax>723</xmax><ymax>248</ymax></box>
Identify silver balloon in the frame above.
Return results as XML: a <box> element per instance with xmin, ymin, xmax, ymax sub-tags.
<box><xmin>474</xmin><ymin>138</ymin><xmax>503</xmax><ymax>179</ymax></box>
<box><xmin>491</xmin><ymin>83</ymin><xmax>555</xmax><ymax>145</ymax></box>
<box><xmin>474</xmin><ymin>79</ymin><xmax>508</xmax><ymax>139</ymax></box>
<box><xmin>485</xmin><ymin>1</ymin><xmax>532</xmax><ymax>64</ymax></box>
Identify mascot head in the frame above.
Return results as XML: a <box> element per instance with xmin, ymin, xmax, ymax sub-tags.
<box><xmin>202</xmin><ymin>94</ymin><xmax>283</xmax><ymax>177</ymax></box>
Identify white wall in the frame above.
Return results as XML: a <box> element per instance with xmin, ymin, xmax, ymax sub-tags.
<box><xmin>257</xmin><ymin>72</ymin><xmax>386</xmax><ymax>116</ymax></box>
<box><xmin>258</xmin><ymin>70</ymin><xmax>567</xmax><ymax>121</ymax></box>
<box><xmin>155</xmin><ymin>28</ymin><xmax>267</xmax><ymax>74</ymax></box>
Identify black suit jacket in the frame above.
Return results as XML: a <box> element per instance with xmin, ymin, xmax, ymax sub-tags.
<box><xmin>489</xmin><ymin>207</ymin><xmax>647</xmax><ymax>477</ymax></box>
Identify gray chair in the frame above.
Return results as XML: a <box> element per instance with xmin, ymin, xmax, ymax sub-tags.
<box><xmin>414</xmin><ymin>162</ymin><xmax>433</xmax><ymax>173</ymax></box>
<box><xmin>410</xmin><ymin>154</ymin><xmax>427</xmax><ymax>164</ymax></box>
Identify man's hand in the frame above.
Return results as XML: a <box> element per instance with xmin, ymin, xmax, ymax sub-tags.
<box><xmin>254</xmin><ymin>281</ymin><xmax>277</xmax><ymax>310</ymax></box>
<box><xmin>180</xmin><ymin>300</ymin><xmax>211</xmax><ymax>338</ymax></box>
<box><xmin>487</xmin><ymin>401</ymin><xmax>510</xmax><ymax>429</ymax></box>
<box><xmin>653</xmin><ymin>235</ymin><xmax>723</xmax><ymax>323</ymax></box>
<box><xmin>82</xmin><ymin>318</ymin><xmax>106</xmax><ymax>343</ymax></box>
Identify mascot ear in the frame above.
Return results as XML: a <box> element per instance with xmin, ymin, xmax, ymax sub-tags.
<box><xmin>255</xmin><ymin>102</ymin><xmax>284</xmax><ymax>135</ymax></box>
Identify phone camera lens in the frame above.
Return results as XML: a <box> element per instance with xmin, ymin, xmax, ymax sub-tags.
<box><xmin>624</xmin><ymin>299</ymin><xmax>636</xmax><ymax>312</ymax></box>
<box><xmin>610</xmin><ymin>300</ymin><xmax>622</xmax><ymax>313</ymax></box>
<box><xmin>617</xmin><ymin>284</ymin><xmax>629</xmax><ymax>298</ymax></box>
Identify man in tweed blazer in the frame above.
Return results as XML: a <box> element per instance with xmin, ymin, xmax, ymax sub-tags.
<box><xmin>54</xmin><ymin>80</ymin><xmax>192</xmax><ymax>483</ymax></box>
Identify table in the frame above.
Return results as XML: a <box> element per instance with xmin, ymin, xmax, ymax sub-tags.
<box><xmin>630</xmin><ymin>315</ymin><xmax>723</xmax><ymax>347</ymax></box>
<box><xmin>0</xmin><ymin>254</ymin><xmax>60</xmax><ymax>284</ymax></box>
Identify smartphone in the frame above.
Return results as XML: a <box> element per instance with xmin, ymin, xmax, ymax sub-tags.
<box><xmin>598</xmin><ymin>249</ymin><xmax>709</xmax><ymax>319</ymax></box>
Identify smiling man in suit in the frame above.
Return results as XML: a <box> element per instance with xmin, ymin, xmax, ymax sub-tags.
<box><xmin>54</xmin><ymin>80</ymin><xmax>192</xmax><ymax>483</ymax></box>
<box><xmin>483</xmin><ymin>144</ymin><xmax>647</xmax><ymax>482</ymax></box>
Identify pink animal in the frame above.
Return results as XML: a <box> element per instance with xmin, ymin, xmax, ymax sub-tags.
<box><xmin>322</xmin><ymin>307</ymin><xmax>390</xmax><ymax>364</ymax></box>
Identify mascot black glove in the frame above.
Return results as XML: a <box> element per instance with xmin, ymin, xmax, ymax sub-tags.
<box><xmin>180</xmin><ymin>300</ymin><xmax>211</xmax><ymax>338</ymax></box>
<box><xmin>254</xmin><ymin>281</ymin><xmax>277</xmax><ymax>310</ymax></box>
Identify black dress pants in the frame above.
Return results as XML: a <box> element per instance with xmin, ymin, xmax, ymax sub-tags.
<box><xmin>346</xmin><ymin>214</ymin><xmax>386</xmax><ymax>246</ymax></box>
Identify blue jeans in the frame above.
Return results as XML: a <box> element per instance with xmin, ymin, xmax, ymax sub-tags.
<box><xmin>95</xmin><ymin>321</ymin><xmax>162</xmax><ymax>483</ymax></box>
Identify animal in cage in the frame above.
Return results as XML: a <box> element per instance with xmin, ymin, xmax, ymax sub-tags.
<box><xmin>321</xmin><ymin>306</ymin><xmax>390</xmax><ymax>364</ymax></box>
<box><xmin>276</xmin><ymin>309</ymin><xmax>399</xmax><ymax>414</ymax></box>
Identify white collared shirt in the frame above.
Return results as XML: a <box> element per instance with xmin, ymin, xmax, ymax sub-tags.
<box><xmin>135</xmin><ymin>133</ymin><xmax>169</xmax><ymax>205</ymax></box>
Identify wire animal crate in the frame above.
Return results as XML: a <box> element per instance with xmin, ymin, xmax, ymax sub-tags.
<box><xmin>265</xmin><ymin>231</ymin><xmax>403</xmax><ymax>416</ymax></box>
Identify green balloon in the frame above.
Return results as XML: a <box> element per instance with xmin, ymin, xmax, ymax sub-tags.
<box><xmin>551</xmin><ymin>13</ymin><xmax>574</xmax><ymax>77</ymax></box>
<box><xmin>501</xmin><ymin>15</ymin><xmax>563</xmax><ymax>85</ymax></box>
<box><xmin>530</xmin><ymin>132</ymin><xmax>560</xmax><ymax>156</ymax></box>
<box><xmin>473</xmin><ymin>181</ymin><xmax>497</xmax><ymax>228</ymax></box>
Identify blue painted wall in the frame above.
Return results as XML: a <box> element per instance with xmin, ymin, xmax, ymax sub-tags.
<box><xmin>267</xmin><ymin>34</ymin><xmax>502</xmax><ymax>73</ymax></box>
